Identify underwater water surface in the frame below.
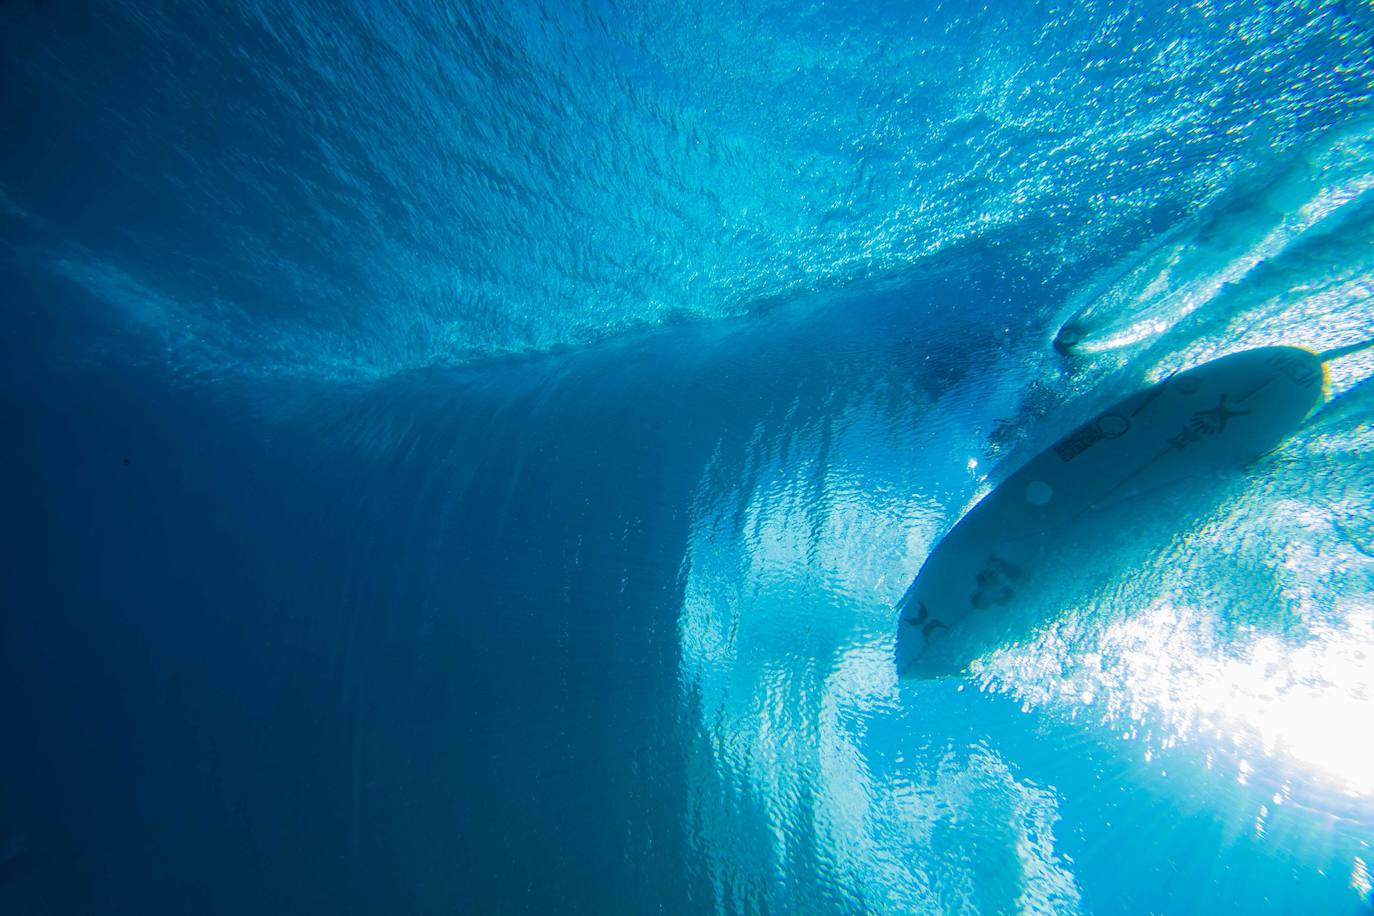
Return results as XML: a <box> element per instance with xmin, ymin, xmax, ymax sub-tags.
<box><xmin>3</xmin><ymin>1</ymin><xmax>1374</xmax><ymax>913</ymax></box>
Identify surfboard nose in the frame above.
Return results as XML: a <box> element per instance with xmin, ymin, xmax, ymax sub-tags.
<box><xmin>896</xmin><ymin>629</ymin><xmax>961</xmax><ymax>678</ymax></box>
<box><xmin>894</xmin><ymin>593</ymin><xmax>925</xmax><ymax>675</ymax></box>
<box><xmin>895</xmin><ymin>599</ymin><xmax>959</xmax><ymax>678</ymax></box>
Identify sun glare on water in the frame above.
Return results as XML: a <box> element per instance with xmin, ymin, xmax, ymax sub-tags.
<box><xmin>1118</xmin><ymin>603</ymin><xmax>1374</xmax><ymax>799</ymax></box>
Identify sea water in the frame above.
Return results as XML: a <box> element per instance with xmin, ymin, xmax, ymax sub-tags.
<box><xmin>2</xmin><ymin>1</ymin><xmax>1373</xmax><ymax>913</ymax></box>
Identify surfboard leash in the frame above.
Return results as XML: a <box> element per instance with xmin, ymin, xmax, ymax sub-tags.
<box><xmin>1317</xmin><ymin>337</ymin><xmax>1374</xmax><ymax>363</ymax></box>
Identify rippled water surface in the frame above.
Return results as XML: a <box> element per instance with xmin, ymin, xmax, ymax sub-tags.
<box><xmin>2</xmin><ymin>1</ymin><xmax>1373</xmax><ymax>913</ymax></box>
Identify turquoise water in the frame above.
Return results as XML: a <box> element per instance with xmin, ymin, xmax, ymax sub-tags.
<box><xmin>2</xmin><ymin>1</ymin><xmax>1373</xmax><ymax>913</ymax></box>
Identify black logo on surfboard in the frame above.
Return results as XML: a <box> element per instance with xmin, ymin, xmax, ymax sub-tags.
<box><xmin>1169</xmin><ymin>395</ymin><xmax>1252</xmax><ymax>450</ymax></box>
<box><xmin>903</xmin><ymin>602</ymin><xmax>948</xmax><ymax>639</ymax></box>
<box><xmin>1191</xmin><ymin>394</ymin><xmax>1250</xmax><ymax>433</ymax></box>
<box><xmin>971</xmin><ymin>555</ymin><xmax>1025</xmax><ymax>609</ymax></box>
<box><xmin>1054</xmin><ymin>413</ymin><xmax>1131</xmax><ymax>462</ymax></box>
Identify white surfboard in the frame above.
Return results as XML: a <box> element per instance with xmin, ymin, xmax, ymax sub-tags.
<box><xmin>895</xmin><ymin>345</ymin><xmax>1334</xmax><ymax>678</ymax></box>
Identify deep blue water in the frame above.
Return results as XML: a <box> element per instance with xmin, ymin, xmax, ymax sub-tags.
<box><xmin>3</xmin><ymin>1</ymin><xmax>1374</xmax><ymax>913</ymax></box>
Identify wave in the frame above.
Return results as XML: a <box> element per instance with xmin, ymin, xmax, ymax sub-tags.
<box><xmin>2</xmin><ymin>1</ymin><xmax>1371</xmax><ymax>381</ymax></box>
<box><xmin>1054</xmin><ymin>117</ymin><xmax>1374</xmax><ymax>357</ymax></box>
